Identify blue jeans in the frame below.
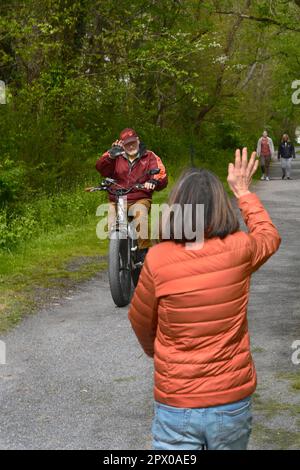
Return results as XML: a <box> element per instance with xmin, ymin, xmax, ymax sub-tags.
<box><xmin>152</xmin><ymin>396</ymin><xmax>252</xmax><ymax>450</ymax></box>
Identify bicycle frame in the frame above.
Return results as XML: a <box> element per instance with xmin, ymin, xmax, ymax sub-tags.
<box><xmin>110</xmin><ymin>194</ymin><xmax>132</xmax><ymax>234</ymax></box>
<box><xmin>117</xmin><ymin>195</ymin><xmax>141</xmax><ymax>264</ymax></box>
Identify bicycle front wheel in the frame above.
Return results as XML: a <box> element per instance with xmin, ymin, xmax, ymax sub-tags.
<box><xmin>108</xmin><ymin>231</ymin><xmax>132</xmax><ymax>307</ymax></box>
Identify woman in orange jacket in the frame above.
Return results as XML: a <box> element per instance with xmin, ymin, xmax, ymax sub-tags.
<box><xmin>128</xmin><ymin>148</ymin><xmax>281</xmax><ymax>450</ymax></box>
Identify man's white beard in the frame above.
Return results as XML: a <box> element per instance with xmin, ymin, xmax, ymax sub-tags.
<box><xmin>126</xmin><ymin>150</ymin><xmax>138</xmax><ymax>157</ymax></box>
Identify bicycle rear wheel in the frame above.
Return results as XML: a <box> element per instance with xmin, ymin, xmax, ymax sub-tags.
<box><xmin>108</xmin><ymin>231</ymin><xmax>132</xmax><ymax>307</ymax></box>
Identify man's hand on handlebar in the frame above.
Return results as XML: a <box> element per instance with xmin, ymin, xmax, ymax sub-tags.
<box><xmin>144</xmin><ymin>181</ymin><xmax>156</xmax><ymax>190</ymax></box>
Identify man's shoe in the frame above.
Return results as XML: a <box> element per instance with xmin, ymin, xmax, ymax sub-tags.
<box><xmin>260</xmin><ymin>175</ymin><xmax>266</xmax><ymax>181</ymax></box>
<box><xmin>136</xmin><ymin>248</ymin><xmax>148</xmax><ymax>264</ymax></box>
<box><xmin>266</xmin><ymin>177</ymin><xmax>270</xmax><ymax>181</ymax></box>
<box><xmin>287</xmin><ymin>177</ymin><xmax>292</xmax><ymax>180</ymax></box>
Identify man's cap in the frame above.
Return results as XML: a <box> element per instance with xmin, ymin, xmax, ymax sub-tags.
<box><xmin>120</xmin><ymin>128</ymin><xmax>139</xmax><ymax>145</ymax></box>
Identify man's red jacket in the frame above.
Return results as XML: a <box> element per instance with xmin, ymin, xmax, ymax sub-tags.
<box><xmin>96</xmin><ymin>142</ymin><xmax>168</xmax><ymax>202</ymax></box>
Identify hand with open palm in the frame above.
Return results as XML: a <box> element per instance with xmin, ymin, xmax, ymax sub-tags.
<box><xmin>227</xmin><ymin>148</ymin><xmax>259</xmax><ymax>198</ymax></box>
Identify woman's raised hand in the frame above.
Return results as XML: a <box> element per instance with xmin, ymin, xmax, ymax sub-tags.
<box><xmin>227</xmin><ymin>148</ymin><xmax>259</xmax><ymax>198</ymax></box>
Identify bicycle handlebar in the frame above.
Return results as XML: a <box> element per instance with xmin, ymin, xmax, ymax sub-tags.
<box><xmin>84</xmin><ymin>181</ymin><xmax>154</xmax><ymax>194</ymax></box>
<box><xmin>85</xmin><ymin>169</ymin><xmax>160</xmax><ymax>194</ymax></box>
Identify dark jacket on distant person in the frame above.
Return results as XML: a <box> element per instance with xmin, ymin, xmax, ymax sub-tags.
<box><xmin>278</xmin><ymin>142</ymin><xmax>296</xmax><ymax>159</ymax></box>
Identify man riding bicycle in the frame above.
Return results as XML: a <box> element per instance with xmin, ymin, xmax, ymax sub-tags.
<box><xmin>96</xmin><ymin>128</ymin><xmax>168</xmax><ymax>261</ymax></box>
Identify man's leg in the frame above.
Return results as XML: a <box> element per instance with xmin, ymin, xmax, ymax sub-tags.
<box><xmin>107</xmin><ymin>202</ymin><xmax>117</xmax><ymax>233</ymax></box>
<box><xmin>128</xmin><ymin>199</ymin><xmax>152</xmax><ymax>250</ymax></box>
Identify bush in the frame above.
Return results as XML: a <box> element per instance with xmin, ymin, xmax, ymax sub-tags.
<box><xmin>0</xmin><ymin>186</ymin><xmax>104</xmax><ymax>251</ymax></box>
<box><xmin>0</xmin><ymin>208</ymin><xmax>38</xmax><ymax>250</ymax></box>
<box><xmin>0</xmin><ymin>158</ymin><xmax>26</xmax><ymax>208</ymax></box>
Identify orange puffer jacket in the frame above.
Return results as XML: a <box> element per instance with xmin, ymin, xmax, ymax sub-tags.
<box><xmin>128</xmin><ymin>193</ymin><xmax>281</xmax><ymax>408</ymax></box>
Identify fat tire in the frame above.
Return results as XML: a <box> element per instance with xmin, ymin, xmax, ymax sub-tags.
<box><xmin>108</xmin><ymin>232</ymin><xmax>131</xmax><ymax>307</ymax></box>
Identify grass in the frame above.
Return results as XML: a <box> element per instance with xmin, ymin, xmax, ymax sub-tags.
<box><xmin>252</xmin><ymin>423</ymin><xmax>300</xmax><ymax>450</ymax></box>
<box><xmin>253</xmin><ymin>393</ymin><xmax>300</xmax><ymax>418</ymax></box>
<box><xmin>251</xmin><ymin>392</ymin><xmax>300</xmax><ymax>449</ymax></box>
<box><xmin>252</xmin><ymin>347</ymin><xmax>266</xmax><ymax>354</ymax></box>
<box><xmin>276</xmin><ymin>372</ymin><xmax>300</xmax><ymax>393</ymax></box>
<box><xmin>114</xmin><ymin>376</ymin><xmax>137</xmax><ymax>383</ymax></box>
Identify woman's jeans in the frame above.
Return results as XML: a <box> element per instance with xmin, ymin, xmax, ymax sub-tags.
<box><xmin>152</xmin><ymin>396</ymin><xmax>252</xmax><ymax>450</ymax></box>
<box><xmin>260</xmin><ymin>154</ymin><xmax>271</xmax><ymax>177</ymax></box>
<box><xmin>281</xmin><ymin>158</ymin><xmax>292</xmax><ymax>178</ymax></box>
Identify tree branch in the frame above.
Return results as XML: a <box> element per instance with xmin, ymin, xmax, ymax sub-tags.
<box><xmin>215</xmin><ymin>10</ymin><xmax>300</xmax><ymax>33</ymax></box>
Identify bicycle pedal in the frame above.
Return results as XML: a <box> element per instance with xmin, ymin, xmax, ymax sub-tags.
<box><xmin>134</xmin><ymin>261</ymin><xmax>143</xmax><ymax>268</ymax></box>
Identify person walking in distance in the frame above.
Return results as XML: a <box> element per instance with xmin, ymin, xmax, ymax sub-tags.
<box><xmin>278</xmin><ymin>134</ymin><xmax>296</xmax><ymax>180</ymax></box>
<box><xmin>256</xmin><ymin>130</ymin><xmax>275</xmax><ymax>181</ymax></box>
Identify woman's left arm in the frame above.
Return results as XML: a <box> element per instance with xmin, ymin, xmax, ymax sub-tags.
<box><xmin>270</xmin><ymin>138</ymin><xmax>275</xmax><ymax>157</ymax></box>
<box><xmin>128</xmin><ymin>258</ymin><xmax>158</xmax><ymax>358</ymax></box>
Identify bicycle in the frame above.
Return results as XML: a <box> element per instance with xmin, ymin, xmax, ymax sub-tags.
<box><xmin>85</xmin><ymin>168</ymin><xmax>160</xmax><ymax>307</ymax></box>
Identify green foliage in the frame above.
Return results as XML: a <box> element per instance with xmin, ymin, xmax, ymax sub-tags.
<box><xmin>0</xmin><ymin>158</ymin><xmax>26</xmax><ymax>207</ymax></box>
<box><xmin>0</xmin><ymin>207</ymin><xmax>37</xmax><ymax>249</ymax></box>
<box><xmin>1</xmin><ymin>0</ymin><xmax>300</xmax><ymax>251</ymax></box>
<box><xmin>0</xmin><ymin>186</ymin><xmax>104</xmax><ymax>251</ymax></box>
